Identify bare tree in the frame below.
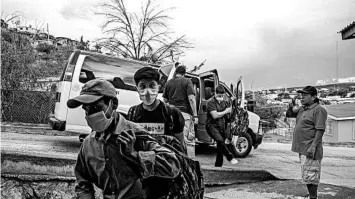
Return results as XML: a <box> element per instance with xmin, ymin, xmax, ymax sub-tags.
<box><xmin>96</xmin><ymin>0</ymin><xmax>192</xmax><ymax>63</ymax></box>
<box><xmin>1</xmin><ymin>11</ymin><xmax>25</xmax><ymax>25</ymax></box>
<box><xmin>34</xmin><ymin>19</ymin><xmax>45</xmax><ymax>32</ymax></box>
<box><xmin>189</xmin><ymin>59</ymin><xmax>206</xmax><ymax>73</ymax></box>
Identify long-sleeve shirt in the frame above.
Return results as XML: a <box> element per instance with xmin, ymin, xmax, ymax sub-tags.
<box><xmin>74</xmin><ymin>113</ymin><xmax>181</xmax><ymax>199</ymax></box>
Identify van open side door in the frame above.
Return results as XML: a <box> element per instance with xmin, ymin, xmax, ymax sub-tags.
<box><xmin>196</xmin><ymin>69</ymin><xmax>219</xmax><ymax>144</ymax></box>
<box><xmin>235</xmin><ymin>76</ymin><xmax>247</xmax><ymax>109</ymax></box>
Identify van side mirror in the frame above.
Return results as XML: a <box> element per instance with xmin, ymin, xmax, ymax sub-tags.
<box><xmin>112</xmin><ymin>77</ymin><xmax>126</xmax><ymax>89</ymax></box>
<box><xmin>79</xmin><ymin>72</ymin><xmax>88</xmax><ymax>83</ymax></box>
<box><xmin>79</xmin><ymin>72</ymin><xmax>87</xmax><ymax>79</ymax></box>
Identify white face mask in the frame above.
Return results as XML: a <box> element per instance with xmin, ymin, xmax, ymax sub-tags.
<box><xmin>215</xmin><ymin>94</ymin><xmax>224</xmax><ymax>102</ymax></box>
<box><xmin>216</xmin><ymin>97</ymin><xmax>224</xmax><ymax>102</ymax></box>
<box><xmin>138</xmin><ymin>88</ymin><xmax>159</xmax><ymax>105</ymax></box>
<box><xmin>85</xmin><ymin>100</ymin><xmax>114</xmax><ymax>132</ymax></box>
<box><xmin>137</xmin><ymin>81</ymin><xmax>159</xmax><ymax>106</ymax></box>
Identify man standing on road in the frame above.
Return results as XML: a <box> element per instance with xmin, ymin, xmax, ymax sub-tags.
<box><xmin>206</xmin><ymin>85</ymin><xmax>239</xmax><ymax>167</ymax></box>
<box><xmin>290</xmin><ymin>86</ymin><xmax>327</xmax><ymax>199</ymax></box>
<box><xmin>163</xmin><ymin>65</ymin><xmax>198</xmax><ymax>159</ymax></box>
<box><xmin>67</xmin><ymin>79</ymin><xmax>180</xmax><ymax>199</ymax></box>
<box><xmin>127</xmin><ymin>67</ymin><xmax>186</xmax><ymax>151</ymax></box>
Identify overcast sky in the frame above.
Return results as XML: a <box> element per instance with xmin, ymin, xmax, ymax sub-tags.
<box><xmin>2</xmin><ymin>0</ymin><xmax>355</xmax><ymax>89</ymax></box>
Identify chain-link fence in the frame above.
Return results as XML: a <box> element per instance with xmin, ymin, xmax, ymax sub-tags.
<box><xmin>260</xmin><ymin>117</ymin><xmax>296</xmax><ymax>140</ymax></box>
<box><xmin>262</xmin><ymin>127</ymin><xmax>294</xmax><ymax>140</ymax></box>
<box><xmin>1</xmin><ymin>89</ymin><xmax>56</xmax><ymax>124</ymax></box>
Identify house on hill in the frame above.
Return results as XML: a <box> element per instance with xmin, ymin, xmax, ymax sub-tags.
<box><xmin>17</xmin><ymin>25</ymin><xmax>38</xmax><ymax>34</ymax></box>
<box><xmin>324</xmin><ymin>103</ymin><xmax>355</xmax><ymax>143</ymax></box>
<box><xmin>55</xmin><ymin>37</ymin><xmax>72</xmax><ymax>47</ymax></box>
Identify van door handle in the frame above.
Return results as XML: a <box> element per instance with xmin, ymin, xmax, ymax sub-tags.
<box><xmin>202</xmin><ymin>105</ymin><xmax>207</xmax><ymax>112</ymax></box>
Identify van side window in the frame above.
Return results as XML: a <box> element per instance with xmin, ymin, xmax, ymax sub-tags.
<box><xmin>79</xmin><ymin>55</ymin><xmax>146</xmax><ymax>91</ymax></box>
<box><xmin>204</xmin><ymin>79</ymin><xmax>215</xmax><ymax>100</ymax></box>
<box><xmin>222</xmin><ymin>85</ymin><xmax>232</xmax><ymax>98</ymax></box>
<box><xmin>60</xmin><ymin>52</ymin><xmax>76</xmax><ymax>81</ymax></box>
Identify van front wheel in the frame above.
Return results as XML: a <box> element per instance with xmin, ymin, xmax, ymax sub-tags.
<box><xmin>232</xmin><ymin>133</ymin><xmax>253</xmax><ymax>158</ymax></box>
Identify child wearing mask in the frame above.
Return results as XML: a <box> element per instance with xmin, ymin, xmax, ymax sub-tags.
<box><xmin>127</xmin><ymin>67</ymin><xmax>186</xmax><ymax>151</ymax></box>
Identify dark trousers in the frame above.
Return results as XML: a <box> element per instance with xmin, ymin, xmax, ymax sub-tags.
<box><xmin>206</xmin><ymin>124</ymin><xmax>234</xmax><ymax>166</ymax></box>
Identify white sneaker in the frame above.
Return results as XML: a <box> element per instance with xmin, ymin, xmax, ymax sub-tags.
<box><xmin>230</xmin><ymin>158</ymin><xmax>239</xmax><ymax>164</ymax></box>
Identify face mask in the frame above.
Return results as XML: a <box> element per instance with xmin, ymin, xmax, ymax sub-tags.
<box><xmin>138</xmin><ymin>88</ymin><xmax>158</xmax><ymax>105</ymax></box>
<box><xmin>216</xmin><ymin>97</ymin><xmax>224</xmax><ymax>102</ymax></box>
<box><xmin>85</xmin><ymin>100</ymin><xmax>114</xmax><ymax>132</ymax></box>
<box><xmin>215</xmin><ymin>94</ymin><xmax>224</xmax><ymax>102</ymax></box>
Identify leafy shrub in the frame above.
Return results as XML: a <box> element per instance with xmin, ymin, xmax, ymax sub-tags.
<box><xmin>36</xmin><ymin>42</ymin><xmax>55</xmax><ymax>53</ymax></box>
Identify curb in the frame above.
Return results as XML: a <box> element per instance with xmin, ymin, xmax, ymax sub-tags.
<box><xmin>0</xmin><ymin>123</ymin><xmax>80</xmax><ymax>136</ymax></box>
<box><xmin>1</xmin><ymin>152</ymin><xmax>280</xmax><ymax>186</ymax></box>
<box><xmin>201</xmin><ymin>166</ymin><xmax>280</xmax><ymax>186</ymax></box>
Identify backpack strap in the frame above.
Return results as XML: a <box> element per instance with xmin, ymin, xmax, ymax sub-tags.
<box><xmin>127</xmin><ymin>104</ymin><xmax>143</xmax><ymax>122</ymax></box>
<box><xmin>161</xmin><ymin>103</ymin><xmax>174</xmax><ymax>134</ymax></box>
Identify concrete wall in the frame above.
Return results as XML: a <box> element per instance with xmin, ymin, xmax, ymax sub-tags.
<box><xmin>337</xmin><ymin>119</ymin><xmax>355</xmax><ymax>143</ymax></box>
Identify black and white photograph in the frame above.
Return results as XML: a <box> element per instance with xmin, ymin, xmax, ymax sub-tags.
<box><xmin>1</xmin><ymin>0</ymin><xmax>355</xmax><ymax>198</ymax></box>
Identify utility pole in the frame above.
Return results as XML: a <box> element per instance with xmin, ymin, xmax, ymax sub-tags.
<box><xmin>251</xmin><ymin>80</ymin><xmax>255</xmax><ymax>100</ymax></box>
<box><xmin>47</xmin><ymin>23</ymin><xmax>49</xmax><ymax>42</ymax></box>
<box><xmin>336</xmin><ymin>40</ymin><xmax>339</xmax><ymax>92</ymax></box>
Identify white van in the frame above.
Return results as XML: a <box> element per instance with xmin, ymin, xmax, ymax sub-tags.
<box><xmin>50</xmin><ymin>50</ymin><xmax>263</xmax><ymax>157</ymax></box>
<box><xmin>49</xmin><ymin>50</ymin><xmax>166</xmax><ymax>133</ymax></box>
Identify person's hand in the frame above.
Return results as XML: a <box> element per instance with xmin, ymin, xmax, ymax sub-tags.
<box><xmin>117</xmin><ymin>130</ymin><xmax>137</xmax><ymax>157</ymax></box>
<box><xmin>193</xmin><ymin>117</ymin><xmax>198</xmax><ymax>125</ymax></box>
<box><xmin>306</xmin><ymin>145</ymin><xmax>316</xmax><ymax>159</ymax></box>
<box><xmin>225</xmin><ymin>107</ymin><xmax>232</xmax><ymax>114</ymax></box>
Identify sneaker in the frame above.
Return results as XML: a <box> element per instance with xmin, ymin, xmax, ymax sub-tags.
<box><xmin>230</xmin><ymin>158</ymin><xmax>239</xmax><ymax>164</ymax></box>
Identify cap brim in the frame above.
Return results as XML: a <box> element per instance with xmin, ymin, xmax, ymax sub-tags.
<box><xmin>296</xmin><ymin>90</ymin><xmax>309</xmax><ymax>94</ymax></box>
<box><xmin>67</xmin><ymin>94</ymin><xmax>103</xmax><ymax>108</ymax></box>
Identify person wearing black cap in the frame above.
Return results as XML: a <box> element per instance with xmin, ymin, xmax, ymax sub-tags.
<box><xmin>163</xmin><ymin>65</ymin><xmax>198</xmax><ymax>159</ymax></box>
<box><xmin>127</xmin><ymin>67</ymin><xmax>186</xmax><ymax>149</ymax></box>
<box><xmin>289</xmin><ymin>86</ymin><xmax>327</xmax><ymax>199</ymax></box>
<box><xmin>67</xmin><ymin>78</ymin><xmax>180</xmax><ymax>199</ymax></box>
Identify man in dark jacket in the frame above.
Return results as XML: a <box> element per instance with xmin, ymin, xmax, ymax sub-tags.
<box><xmin>67</xmin><ymin>79</ymin><xmax>180</xmax><ymax>199</ymax></box>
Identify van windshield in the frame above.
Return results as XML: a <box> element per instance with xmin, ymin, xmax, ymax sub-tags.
<box><xmin>80</xmin><ymin>55</ymin><xmax>152</xmax><ymax>91</ymax></box>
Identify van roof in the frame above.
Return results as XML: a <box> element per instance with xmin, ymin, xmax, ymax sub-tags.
<box><xmin>75</xmin><ymin>50</ymin><xmax>199</xmax><ymax>77</ymax></box>
<box><xmin>75</xmin><ymin>50</ymin><xmax>161</xmax><ymax>69</ymax></box>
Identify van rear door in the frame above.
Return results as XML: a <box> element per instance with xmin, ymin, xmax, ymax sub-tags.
<box><xmin>65</xmin><ymin>54</ymin><xmax>92</xmax><ymax>134</ymax></box>
<box><xmin>52</xmin><ymin>51</ymin><xmax>79</xmax><ymax>125</ymax></box>
<box><xmin>196</xmin><ymin>69</ymin><xmax>219</xmax><ymax>144</ymax></box>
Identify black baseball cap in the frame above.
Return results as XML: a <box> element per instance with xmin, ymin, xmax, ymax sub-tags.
<box><xmin>67</xmin><ymin>79</ymin><xmax>118</xmax><ymax>108</ymax></box>
<box><xmin>297</xmin><ymin>86</ymin><xmax>318</xmax><ymax>96</ymax></box>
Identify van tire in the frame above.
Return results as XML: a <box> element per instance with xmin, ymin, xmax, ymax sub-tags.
<box><xmin>232</xmin><ymin>133</ymin><xmax>253</xmax><ymax>158</ymax></box>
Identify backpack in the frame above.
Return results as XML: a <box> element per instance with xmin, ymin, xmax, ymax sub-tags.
<box><xmin>134</xmin><ymin>132</ymin><xmax>205</xmax><ymax>199</ymax></box>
